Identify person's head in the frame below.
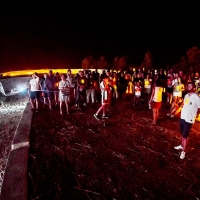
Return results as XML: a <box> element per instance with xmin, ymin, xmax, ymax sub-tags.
<box><xmin>44</xmin><ymin>73</ymin><xmax>47</xmax><ymax>78</ymax></box>
<box><xmin>178</xmin><ymin>77</ymin><xmax>182</xmax><ymax>83</ymax></box>
<box><xmin>179</xmin><ymin>71</ymin><xmax>183</xmax><ymax>77</ymax></box>
<box><xmin>89</xmin><ymin>74</ymin><xmax>93</xmax><ymax>79</ymax></box>
<box><xmin>106</xmin><ymin>70</ymin><xmax>111</xmax><ymax>76</ymax></box>
<box><xmin>67</xmin><ymin>69</ymin><xmax>71</xmax><ymax>75</ymax></box>
<box><xmin>175</xmin><ymin>73</ymin><xmax>179</xmax><ymax>78</ymax></box>
<box><xmin>155</xmin><ymin>78</ymin><xmax>164</xmax><ymax>87</ymax></box>
<box><xmin>103</xmin><ymin>76</ymin><xmax>109</xmax><ymax>83</ymax></box>
<box><xmin>32</xmin><ymin>72</ymin><xmax>38</xmax><ymax>78</ymax></box>
<box><xmin>61</xmin><ymin>74</ymin><xmax>66</xmax><ymax>80</ymax></box>
<box><xmin>136</xmin><ymin>81</ymin><xmax>140</xmax><ymax>86</ymax></box>
<box><xmin>187</xmin><ymin>82</ymin><xmax>195</xmax><ymax>93</ymax></box>
<box><xmin>49</xmin><ymin>70</ymin><xmax>53</xmax><ymax>76</ymax></box>
<box><xmin>79</xmin><ymin>70</ymin><xmax>84</xmax><ymax>77</ymax></box>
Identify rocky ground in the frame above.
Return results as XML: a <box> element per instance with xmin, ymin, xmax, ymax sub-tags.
<box><xmin>28</xmin><ymin>96</ymin><xmax>200</xmax><ymax>200</ymax></box>
<box><xmin>0</xmin><ymin>92</ymin><xmax>28</xmax><ymax>193</ymax></box>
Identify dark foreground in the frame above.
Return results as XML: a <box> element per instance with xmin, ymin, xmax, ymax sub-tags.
<box><xmin>28</xmin><ymin>98</ymin><xmax>200</xmax><ymax>200</ymax></box>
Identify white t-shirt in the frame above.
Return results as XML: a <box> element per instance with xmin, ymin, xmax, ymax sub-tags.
<box><xmin>135</xmin><ymin>85</ymin><xmax>142</xmax><ymax>96</ymax></box>
<box><xmin>30</xmin><ymin>77</ymin><xmax>40</xmax><ymax>91</ymax></box>
<box><xmin>181</xmin><ymin>93</ymin><xmax>200</xmax><ymax>124</ymax></box>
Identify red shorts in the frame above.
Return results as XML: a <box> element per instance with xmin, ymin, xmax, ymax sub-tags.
<box><xmin>151</xmin><ymin>101</ymin><xmax>162</xmax><ymax>109</ymax></box>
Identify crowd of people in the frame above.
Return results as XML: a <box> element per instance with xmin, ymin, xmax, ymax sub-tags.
<box><xmin>29</xmin><ymin>67</ymin><xmax>200</xmax><ymax>159</ymax></box>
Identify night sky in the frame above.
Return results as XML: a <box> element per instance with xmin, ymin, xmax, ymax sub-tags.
<box><xmin>0</xmin><ymin>1</ymin><xmax>199</xmax><ymax>73</ymax></box>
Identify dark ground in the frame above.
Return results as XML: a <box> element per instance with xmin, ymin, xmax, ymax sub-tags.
<box><xmin>28</xmin><ymin>96</ymin><xmax>200</xmax><ymax>200</ymax></box>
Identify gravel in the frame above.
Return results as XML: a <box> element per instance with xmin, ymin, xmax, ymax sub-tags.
<box><xmin>0</xmin><ymin>93</ymin><xmax>27</xmax><ymax>193</ymax></box>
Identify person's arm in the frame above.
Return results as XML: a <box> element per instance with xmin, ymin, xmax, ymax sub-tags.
<box><xmin>149</xmin><ymin>86</ymin><xmax>155</xmax><ymax>103</ymax></box>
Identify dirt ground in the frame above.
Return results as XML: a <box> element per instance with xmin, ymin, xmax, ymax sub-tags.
<box><xmin>28</xmin><ymin>96</ymin><xmax>200</xmax><ymax>200</ymax></box>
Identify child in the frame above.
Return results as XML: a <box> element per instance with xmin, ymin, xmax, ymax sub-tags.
<box><xmin>94</xmin><ymin>77</ymin><xmax>111</xmax><ymax>120</ymax></box>
<box><xmin>133</xmin><ymin>81</ymin><xmax>142</xmax><ymax>105</ymax></box>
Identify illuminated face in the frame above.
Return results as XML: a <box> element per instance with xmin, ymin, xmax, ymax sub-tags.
<box><xmin>61</xmin><ymin>75</ymin><xmax>66</xmax><ymax>80</ymax></box>
<box><xmin>187</xmin><ymin>83</ymin><xmax>194</xmax><ymax>92</ymax></box>
<box><xmin>104</xmin><ymin>78</ymin><xmax>108</xmax><ymax>84</ymax></box>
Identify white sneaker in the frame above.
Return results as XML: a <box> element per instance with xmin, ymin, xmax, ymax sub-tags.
<box><xmin>174</xmin><ymin>145</ymin><xmax>183</xmax><ymax>150</ymax></box>
<box><xmin>180</xmin><ymin>151</ymin><xmax>186</xmax><ymax>159</ymax></box>
<box><xmin>94</xmin><ymin>114</ymin><xmax>100</xmax><ymax>120</ymax></box>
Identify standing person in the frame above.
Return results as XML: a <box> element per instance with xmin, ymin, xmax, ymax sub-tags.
<box><xmin>66</xmin><ymin>69</ymin><xmax>75</xmax><ymax>103</ymax></box>
<box><xmin>54</xmin><ymin>72</ymin><xmax>61</xmax><ymax>107</ymax></box>
<box><xmin>86</xmin><ymin>74</ymin><xmax>96</xmax><ymax>104</ymax></box>
<box><xmin>166</xmin><ymin>73</ymin><xmax>174</xmax><ymax>104</ymax></box>
<box><xmin>58</xmin><ymin>74</ymin><xmax>71</xmax><ymax>115</ymax></box>
<box><xmin>45</xmin><ymin>70</ymin><xmax>56</xmax><ymax>110</ymax></box>
<box><xmin>117</xmin><ymin>72</ymin><xmax>128</xmax><ymax>99</ymax></box>
<box><xmin>143</xmin><ymin>74</ymin><xmax>152</xmax><ymax>107</ymax></box>
<box><xmin>174</xmin><ymin>82</ymin><xmax>200</xmax><ymax>159</ymax></box>
<box><xmin>133</xmin><ymin>81</ymin><xmax>142</xmax><ymax>105</ymax></box>
<box><xmin>29</xmin><ymin>72</ymin><xmax>40</xmax><ymax>112</ymax></box>
<box><xmin>74</xmin><ymin>70</ymin><xmax>87</xmax><ymax>108</ymax></box>
<box><xmin>94</xmin><ymin>77</ymin><xmax>111</xmax><ymax>120</ymax></box>
<box><xmin>112</xmin><ymin>72</ymin><xmax>118</xmax><ymax>99</ymax></box>
<box><xmin>39</xmin><ymin>73</ymin><xmax>48</xmax><ymax>108</ymax></box>
<box><xmin>149</xmin><ymin>78</ymin><xmax>164</xmax><ymax>124</ymax></box>
<box><xmin>172</xmin><ymin>77</ymin><xmax>185</xmax><ymax>103</ymax></box>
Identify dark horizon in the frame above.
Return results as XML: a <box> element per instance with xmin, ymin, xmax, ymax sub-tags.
<box><xmin>0</xmin><ymin>2</ymin><xmax>200</xmax><ymax>73</ymax></box>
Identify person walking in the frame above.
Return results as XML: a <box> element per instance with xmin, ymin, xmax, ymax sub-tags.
<box><xmin>149</xmin><ymin>78</ymin><xmax>164</xmax><ymax>124</ymax></box>
<box><xmin>174</xmin><ymin>82</ymin><xmax>200</xmax><ymax>159</ymax></box>
<box><xmin>94</xmin><ymin>77</ymin><xmax>111</xmax><ymax>120</ymax></box>
<box><xmin>29</xmin><ymin>72</ymin><xmax>40</xmax><ymax>112</ymax></box>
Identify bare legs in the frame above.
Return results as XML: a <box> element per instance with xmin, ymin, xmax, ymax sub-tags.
<box><xmin>152</xmin><ymin>108</ymin><xmax>159</xmax><ymax>124</ymax></box>
<box><xmin>167</xmin><ymin>93</ymin><xmax>173</xmax><ymax>104</ymax></box>
<box><xmin>95</xmin><ymin>104</ymin><xmax>108</xmax><ymax>116</ymax></box>
<box><xmin>31</xmin><ymin>99</ymin><xmax>39</xmax><ymax>110</ymax></box>
<box><xmin>60</xmin><ymin>101</ymin><xmax>69</xmax><ymax>115</ymax></box>
<box><xmin>181</xmin><ymin>137</ymin><xmax>187</xmax><ymax>151</ymax></box>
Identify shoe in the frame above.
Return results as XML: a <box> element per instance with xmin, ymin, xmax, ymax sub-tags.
<box><xmin>180</xmin><ymin>151</ymin><xmax>186</xmax><ymax>159</ymax></box>
<box><xmin>83</xmin><ymin>103</ymin><xmax>86</xmax><ymax>106</ymax></box>
<box><xmin>170</xmin><ymin>114</ymin><xmax>174</xmax><ymax>118</ymax></box>
<box><xmin>35</xmin><ymin>109</ymin><xmax>39</xmax><ymax>113</ymax></box>
<box><xmin>94</xmin><ymin>114</ymin><xmax>100</xmax><ymax>120</ymax></box>
<box><xmin>167</xmin><ymin>113</ymin><xmax>171</xmax><ymax>116</ymax></box>
<box><xmin>102</xmin><ymin>115</ymin><xmax>109</xmax><ymax>119</ymax></box>
<box><xmin>174</xmin><ymin>145</ymin><xmax>183</xmax><ymax>150</ymax></box>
